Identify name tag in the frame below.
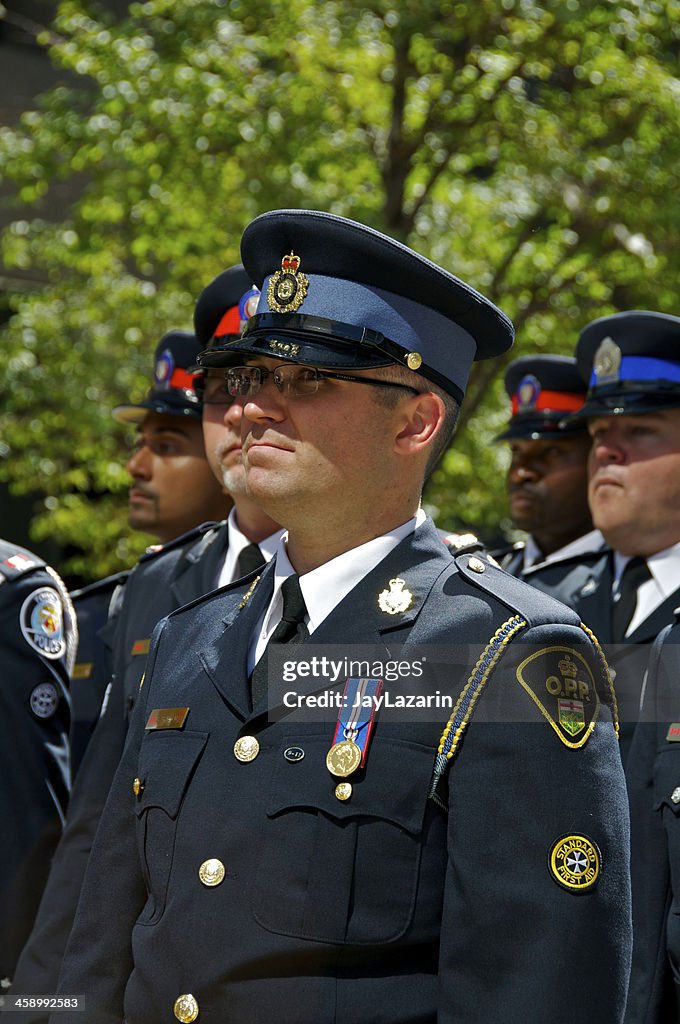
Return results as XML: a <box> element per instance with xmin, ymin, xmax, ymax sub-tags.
<box><xmin>145</xmin><ymin>707</ymin><xmax>190</xmax><ymax>731</ymax></box>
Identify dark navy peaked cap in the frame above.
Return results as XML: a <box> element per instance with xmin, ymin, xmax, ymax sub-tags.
<box><xmin>496</xmin><ymin>355</ymin><xmax>587</xmax><ymax>440</ymax></box>
<box><xmin>196</xmin><ymin>210</ymin><xmax>514</xmax><ymax>401</ymax></box>
<box><xmin>193</xmin><ymin>264</ymin><xmax>258</xmax><ymax>352</ymax></box>
<box><xmin>575</xmin><ymin>310</ymin><xmax>680</xmax><ymax>419</ymax></box>
<box><xmin>113</xmin><ymin>331</ymin><xmax>203</xmax><ymax>423</ymax></box>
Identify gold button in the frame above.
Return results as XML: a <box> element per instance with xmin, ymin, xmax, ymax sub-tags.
<box><xmin>335</xmin><ymin>782</ymin><xmax>352</xmax><ymax>801</ymax></box>
<box><xmin>132</xmin><ymin>777</ymin><xmax>144</xmax><ymax>798</ymax></box>
<box><xmin>198</xmin><ymin>858</ymin><xmax>226</xmax><ymax>887</ymax></box>
<box><xmin>468</xmin><ymin>557</ymin><xmax>486</xmax><ymax>574</ymax></box>
<box><xmin>174</xmin><ymin>993</ymin><xmax>199</xmax><ymax>1022</ymax></box>
<box><xmin>406</xmin><ymin>351</ymin><xmax>422</xmax><ymax>370</ymax></box>
<box><xmin>234</xmin><ymin>735</ymin><xmax>260</xmax><ymax>762</ymax></box>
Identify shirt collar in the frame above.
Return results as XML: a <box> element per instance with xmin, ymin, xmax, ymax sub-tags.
<box><xmin>523</xmin><ymin>529</ymin><xmax>605</xmax><ymax>571</ymax></box>
<box><xmin>614</xmin><ymin>540</ymin><xmax>680</xmax><ymax>598</ymax></box>
<box><xmin>266</xmin><ymin>508</ymin><xmax>427</xmax><ymax>636</ymax></box>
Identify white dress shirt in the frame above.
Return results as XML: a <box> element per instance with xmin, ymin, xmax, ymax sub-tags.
<box><xmin>216</xmin><ymin>507</ymin><xmax>285</xmax><ymax>590</ymax></box>
<box><xmin>612</xmin><ymin>541</ymin><xmax>680</xmax><ymax>637</ymax></box>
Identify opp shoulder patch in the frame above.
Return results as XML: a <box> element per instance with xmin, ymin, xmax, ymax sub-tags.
<box><xmin>20</xmin><ymin>587</ymin><xmax>66</xmax><ymax>660</ymax></box>
<box><xmin>516</xmin><ymin>646</ymin><xmax>600</xmax><ymax>749</ymax></box>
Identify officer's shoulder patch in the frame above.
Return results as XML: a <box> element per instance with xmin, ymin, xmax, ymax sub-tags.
<box><xmin>138</xmin><ymin>520</ymin><xmax>223</xmax><ymax>564</ymax></box>
<box><xmin>20</xmin><ymin>586</ymin><xmax>67</xmax><ymax>660</ymax></box>
<box><xmin>516</xmin><ymin>646</ymin><xmax>600</xmax><ymax>748</ymax></box>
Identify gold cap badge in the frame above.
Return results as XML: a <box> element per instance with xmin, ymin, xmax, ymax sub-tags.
<box><xmin>267</xmin><ymin>252</ymin><xmax>309</xmax><ymax>313</ymax></box>
<box><xmin>378</xmin><ymin>577</ymin><xmax>413</xmax><ymax>615</ymax></box>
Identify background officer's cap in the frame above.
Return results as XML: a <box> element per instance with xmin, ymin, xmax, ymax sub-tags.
<box><xmin>113</xmin><ymin>330</ymin><xmax>203</xmax><ymax>423</ymax></box>
<box><xmin>197</xmin><ymin>209</ymin><xmax>514</xmax><ymax>401</ymax></box>
<box><xmin>575</xmin><ymin>310</ymin><xmax>680</xmax><ymax>419</ymax></box>
<box><xmin>193</xmin><ymin>264</ymin><xmax>259</xmax><ymax>355</ymax></box>
<box><xmin>496</xmin><ymin>354</ymin><xmax>587</xmax><ymax>441</ymax></box>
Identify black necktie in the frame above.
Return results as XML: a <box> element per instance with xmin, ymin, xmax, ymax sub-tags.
<box><xmin>237</xmin><ymin>543</ymin><xmax>266</xmax><ymax>578</ymax></box>
<box><xmin>250</xmin><ymin>575</ymin><xmax>309</xmax><ymax>705</ymax></box>
<box><xmin>612</xmin><ymin>556</ymin><xmax>652</xmax><ymax>642</ymax></box>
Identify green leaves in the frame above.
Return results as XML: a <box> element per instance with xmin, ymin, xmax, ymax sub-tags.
<box><xmin>2</xmin><ymin>0</ymin><xmax>679</xmax><ymax>573</ymax></box>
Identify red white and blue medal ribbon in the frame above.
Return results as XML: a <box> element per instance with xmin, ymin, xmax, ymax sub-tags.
<box><xmin>326</xmin><ymin>677</ymin><xmax>383</xmax><ymax>778</ymax></box>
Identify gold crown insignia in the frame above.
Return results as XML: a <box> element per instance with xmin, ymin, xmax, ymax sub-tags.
<box><xmin>559</xmin><ymin>655</ymin><xmax>578</xmax><ymax>679</ymax></box>
<box><xmin>267</xmin><ymin>251</ymin><xmax>308</xmax><ymax>313</ymax></box>
<box><xmin>281</xmin><ymin>252</ymin><xmax>301</xmax><ymax>273</ymax></box>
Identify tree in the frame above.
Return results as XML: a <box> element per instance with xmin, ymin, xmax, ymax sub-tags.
<box><xmin>1</xmin><ymin>0</ymin><xmax>679</xmax><ymax>575</ymax></box>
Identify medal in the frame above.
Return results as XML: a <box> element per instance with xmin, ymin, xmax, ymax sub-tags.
<box><xmin>326</xmin><ymin>739</ymin><xmax>362</xmax><ymax>778</ymax></box>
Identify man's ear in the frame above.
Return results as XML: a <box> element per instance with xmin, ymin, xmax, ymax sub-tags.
<box><xmin>393</xmin><ymin>392</ymin><xmax>446</xmax><ymax>457</ymax></box>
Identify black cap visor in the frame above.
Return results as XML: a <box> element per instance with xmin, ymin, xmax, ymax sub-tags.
<box><xmin>566</xmin><ymin>380</ymin><xmax>680</xmax><ymax>423</ymax></box>
<box><xmin>196</xmin><ymin>312</ymin><xmax>462</xmax><ymax>401</ymax></box>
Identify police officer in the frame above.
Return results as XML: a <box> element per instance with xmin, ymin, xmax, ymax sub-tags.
<box><xmin>0</xmin><ymin>542</ymin><xmax>75</xmax><ymax>988</ymax></box>
<box><xmin>69</xmin><ymin>330</ymin><xmax>228</xmax><ymax>773</ymax></box>
<box><xmin>53</xmin><ymin>211</ymin><xmax>630</xmax><ymax>1024</ymax></box>
<box><xmin>8</xmin><ymin>268</ymin><xmax>283</xmax><ymax>1023</ymax></box>
<box><xmin>496</xmin><ymin>354</ymin><xmax>604</xmax><ymax>598</ymax></box>
<box><xmin>556</xmin><ymin>312</ymin><xmax>680</xmax><ymax>760</ymax></box>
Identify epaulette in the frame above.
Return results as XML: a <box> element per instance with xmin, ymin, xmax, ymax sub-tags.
<box><xmin>0</xmin><ymin>539</ymin><xmax>46</xmax><ymax>583</ymax></box>
<box><xmin>137</xmin><ymin>520</ymin><xmax>224</xmax><ymax>565</ymax></box>
<box><xmin>440</xmin><ymin>531</ymin><xmax>486</xmax><ymax>557</ymax></box>
<box><xmin>70</xmin><ymin>569</ymin><xmax>130</xmax><ymax>603</ymax></box>
<box><xmin>453</xmin><ymin>549</ymin><xmax>580</xmax><ymax>629</ymax></box>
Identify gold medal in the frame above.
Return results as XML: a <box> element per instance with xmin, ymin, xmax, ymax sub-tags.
<box><xmin>326</xmin><ymin>739</ymin><xmax>362</xmax><ymax>778</ymax></box>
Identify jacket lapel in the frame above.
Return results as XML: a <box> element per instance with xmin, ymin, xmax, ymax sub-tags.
<box><xmin>171</xmin><ymin>524</ymin><xmax>230</xmax><ymax>607</ymax></box>
<box><xmin>627</xmin><ymin>588</ymin><xmax>680</xmax><ymax>644</ymax></box>
<box><xmin>199</xmin><ymin>565</ymin><xmax>275</xmax><ymax>719</ymax></box>
<box><xmin>570</xmin><ymin>550</ymin><xmax>613</xmax><ymax>643</ymax></box>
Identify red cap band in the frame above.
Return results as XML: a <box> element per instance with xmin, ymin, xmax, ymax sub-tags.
<box><xmin>214</xmin><ymin>304</ymin><xmax>241</xmax><ymax>338</ymax></box>
<box><xmin>511</xmin><ymin>389</ymin><xmax>585</xmax><ymax>416</ymax></box>
<box><xmin>168</xmin><ymin>368</ymin><xmax>199</xmax><ymax>391</ymax></box>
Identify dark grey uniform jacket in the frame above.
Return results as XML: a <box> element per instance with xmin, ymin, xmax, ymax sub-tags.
<box><xmin>559</xmin><ymin>550</ymin><xmax>680</xmax><ymax>766</ymax></box>
<box><xmin>53</xmin><ymin>520</ymin><xmax>631</xmax><ymax>1024</ymax></box>
<box><xmin>624</xmin><ymin>622</ymin><xmax>680</xmax><ymax>1024</ymax></box>
<box><xmin>7</xmin><ymin>523</ymin><xmax>229</xmax><ymax>1018</ymax></box>
<box><xmin>0</xmin><ymin>541</ymin><xmax>74</xmax><ymax>982</ymax></box>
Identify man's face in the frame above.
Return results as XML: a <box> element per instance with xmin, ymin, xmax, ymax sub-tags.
<box><xmin>126</xmin><ymin>411</ymin><xmax>227</xmax><ymax>543</ymax></box>
<box><xmin>588</xmin><ymin>409</ymin><xmax>680</xmax><ymax>556</ymax></box>
<box><xmin>201</xmin><ymin>370</ymin><xmax>247</xmax><ymax>495</ymax></box>
<box><xmin>235</xmin><ymin>357</ymin><xmax>405</xmax><ymax>529</ymax></box>
<box><xmin>507</xmin><ymin>434</ymin><xmax>592</xmax><ymax>544</ymax></box>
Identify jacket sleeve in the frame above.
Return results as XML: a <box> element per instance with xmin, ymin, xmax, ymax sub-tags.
<box><xmin>436</xmin><ymin>621</ymin><xmax>632</xmax><ymax>1023</ymax></box>
<box><xmin>47</xmin><ymin>621</ymin><xmax>168</xmax><ymax>1024</ymax></box>
<box><xmin>0</xmin><ymin>568</ymin><xmax>73</xmax><ymax>982</ymax></box>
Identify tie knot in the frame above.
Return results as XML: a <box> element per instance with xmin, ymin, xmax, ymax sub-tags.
<box><xmin>280</xmin><ymin>574</ymin><xmax>307</xmax><ymax>626</ymax></box>
<box><xmin>619</xmin><ymin>556</ymin><xmax>651</xmax><ymax>587</ymax></box>
<box><xmin>237</xmin><ymin>542</ymin><xmax>265</xmax><ymax>577</ymax></box>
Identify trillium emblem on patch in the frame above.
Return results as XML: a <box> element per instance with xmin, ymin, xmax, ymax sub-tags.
<box><xmin>20</xmin><ymin>587</ymin><xmax>66</xmax><ymax>660</ymax></box>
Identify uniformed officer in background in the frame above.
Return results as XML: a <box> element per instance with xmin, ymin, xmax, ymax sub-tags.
<box><xmin>8</xmin><ymin>267</ymin><xmax>283</xmax><ymax>1023</ymax></box>
<box><xmin>496</xmin><ymin>353</ymin><xmax>605</xmax><ymax>599</ymax></box>
<box><xmin>68</xmin><ymin>329</ymin><xmax>228</xmax><ymax>773</ymax></box>
<box><xmin>52</xmin><ymin>210</ymin><xmax>631</xmax><ymax>1024</ymax></box>
<box><xmin>555</xmin><ymin>311</ymin><xmax>680</xmax><ymax>762</ymax></box>
<box><xmin>0</xmin><ymin>542</ymin><xmax>76</xmax><ymax>989</ymax></box>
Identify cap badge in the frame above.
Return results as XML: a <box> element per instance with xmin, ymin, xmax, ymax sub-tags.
<box><xmin>154</xmin><ymin>348</ymin><xmax>174</xmax><ymax>389</ymax></box>
<box><xmin>517</xmin><ymin>374</ymin><xmax>540</xmax><ymax>411</ymax></box>
<box><xmin>378</xmin><ymin>577</ymin><xmax>413</xmax><ymax>615</ymax></box>
<box><xmin>593</xmin><ymin>337</ymin><xmax>622</xmax><ymax>385</ymax></box>
<box><xmin>267</xmin><ymin>252</ymin><xmax>309</xmax><ymax>313</ymax></box>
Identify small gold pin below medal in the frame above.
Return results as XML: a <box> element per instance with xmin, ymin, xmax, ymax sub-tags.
<box><xmin>335</xmin><ymin>782</ymin><xmax>352</xmax><ymax>801</ymax></box>
<box><xmin>378</xmin><ymin>577</ymin><xmax>413</xmax><ymax>615</ymax></box>
<box><xmin>326</xmin><ymin>739</ymin><xmax>362</xmax><ymax>778</ymax></box>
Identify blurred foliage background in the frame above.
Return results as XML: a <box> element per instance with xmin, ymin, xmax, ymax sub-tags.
<box><xmin>1</xmin><ymin>0</ymin><xmax>679</xmax><ymax>579</ymax></box>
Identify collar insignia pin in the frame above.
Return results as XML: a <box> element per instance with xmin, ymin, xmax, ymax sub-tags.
<box><xmin>239</xmin><ymin>576</ymin><xmax>261</xmax><ymax>609</ymax></box>
<box><xmin>378</xmin><ymin>577</ymin><xmax>413</xmax><ymax>615</ymax></box>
